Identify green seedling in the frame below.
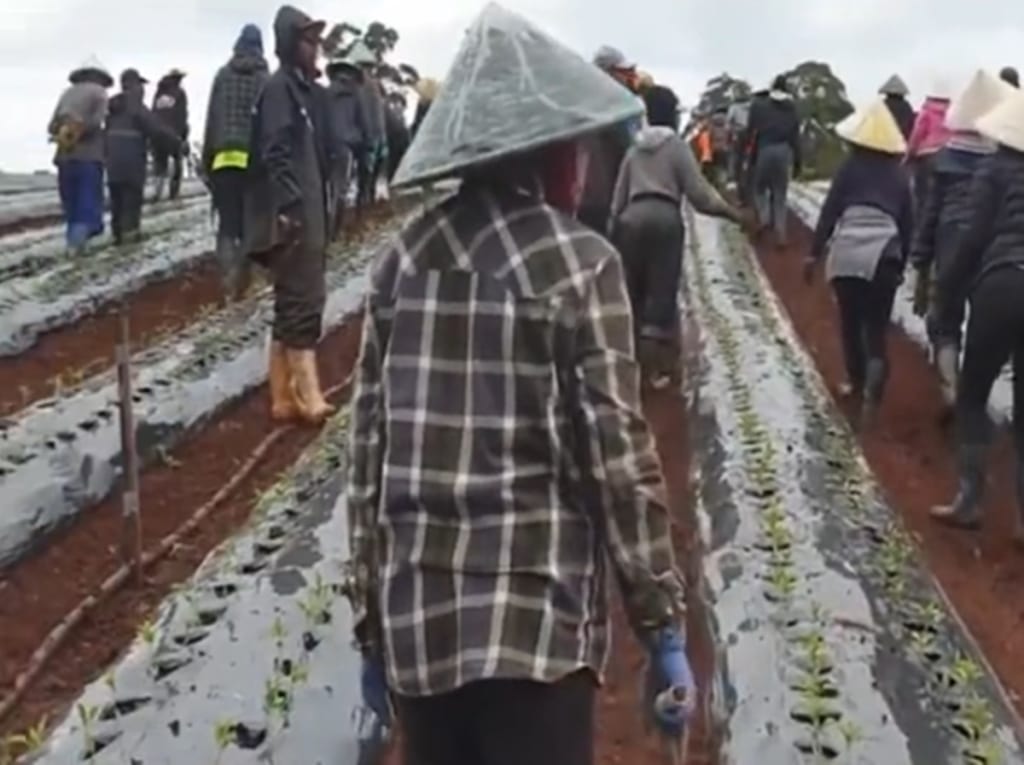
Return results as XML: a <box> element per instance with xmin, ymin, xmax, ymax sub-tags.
<box><xmin>213</xmin><ymin>718</ymin><xmax>237</xmax><ymax>764</ymax></box>
<box><xmin>2</xmin><ymin>716</ymin><xmax>48</xmax><ymax>764</ymax></box>
<box><xmin>951</xmin><ymin>656</ymin><xmax>984</xmax><ymax>688</ymax></box>
<box><xmin>137</xmin><ymin>617</ymin><xmax>158</xmax><ymax>647</ymax></box>
<box><xmin>77</xmin><ymin>703</ymin><xmax>100</xmax><ymax>760</ymax></box>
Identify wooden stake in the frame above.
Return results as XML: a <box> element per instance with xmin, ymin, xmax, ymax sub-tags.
<box><xmin>116</xmin><ymin>302</ymin><xmax>142</xmax><ymax>584</ymax></box>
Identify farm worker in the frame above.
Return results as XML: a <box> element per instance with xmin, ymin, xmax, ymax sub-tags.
<box><xmin>383</xmin><ymin>92</ymin><xmax>411</xmax><ymax>183</ymax></box>
<box><xmin>929</xmin><ymin>89</ymin><xmax>1024</xmax><ymax>534</ymax></box>
<box><xmin>907</xmin><ymin>75</ymin><xmax>954</xmax><ymax>218</ymax></box>
<box><xmin>693</xmin><ymin>120</ymin><xmax>713</xmax><ymax>171</ymax></box>
<box><xmin>151</xmin><ymin>69</ymin><xmax>190</xmax><ymax>201</ymax></box>
<box><xmin>348</xmin><ymin>40</ymin><xmax>386</xmax><ymax>210</ymax></box>
<box><xmin>802</xmin><ymin>100</ymin><xmax>912</xmax><ymax>428</ymax></box>
<box><xmin>324</xmin><ymin>51</ymin><xmax>369</xmax><ymax>239</ymax></box>
<box><xmin>911</xmin><ymin>70</ymin><xmax>1016</xmax><ymax>411</ymax></box>
<box><xmin>201</xmin><ymin>23</ymin><xmax>270</xmax><ymax>301</ymax></box>
<box><xmin>243</xmin><ymin>4</ymin><xmax>334</xmax><ymax>425</ymax></box>
<box><xmin>1001</xmin><ymin>67</ymin><xmax>1020</xmax><ymax>88</ymax></box>
<box><xmin>707</xmin><ymin>106</ymin><xmax>732</xmax><ymax>185</ymax></box>
<box><xmin>746</xmin><ymin>74</ymin><xmax>802</xmax><ymax>248</ymax></box>
<box><xmin>104</xmin><ymin>69</ymin><xmax>181</xmax><ymax>245</ymax></box>
<box><xmin>636</xmin><ymin>70</ymin><xmax>655</xmax><ymax>94</ymax></box>
<box><xmin>578</xmin><ymin>44</ymin><xmax>640</xmax><ymax>234</ymax></box>
<box><xmin>410</xmin><ymin>77</ymin><xmax>439</xmax><ymax>139</ymax></box>
<box><xmin>48</xmin><ymin>56</ymin><xmax>112</xmax><ymax>256</ymax></box>
<box><xmin>879</xmin><ymin>74</ymin><xmax>916</xmax><ymax>140</ymax></box>
<box><xmin>345</xmin><ymin>5</ymin><xmax>692</xmax><ymax>764</ymax></box>
<box><xmin>610</xmin><ymin>85</ymin><xmax>743</xmax><ymax>389</ymax></box>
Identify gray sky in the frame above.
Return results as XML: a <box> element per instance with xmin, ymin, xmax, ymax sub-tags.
<box><xmin>2</xmin><ymin>0</ymin><xmax>1022</xmax><ymax>172</ymax></box>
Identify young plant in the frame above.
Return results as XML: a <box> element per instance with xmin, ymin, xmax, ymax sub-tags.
<box><xmin>213</xmin><ymin>719</ymin><xmax>237</xmax><ymax>764</ymax></box>
<box><xmin>77</xmin><ymin>703</ymin><xmax>101</xmax><ymax>760</ymax></box>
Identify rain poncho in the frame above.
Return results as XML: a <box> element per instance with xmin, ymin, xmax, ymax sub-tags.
<box><xmin>392</xmin><ymin>2</ymin><xmax>643</xmax><ymax>188</ymax></box>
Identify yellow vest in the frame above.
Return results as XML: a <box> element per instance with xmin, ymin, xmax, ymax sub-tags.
<box><xmin>212</xmin><ymin>149</ymin><xmax>249</xmax><ymax>171</ymax></box>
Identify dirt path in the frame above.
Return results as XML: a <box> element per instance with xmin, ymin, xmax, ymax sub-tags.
<box><xmin>0</xmin><ymin>318</ymin><xmax>362</xmax><ymax>737</ymax></box>
<box><xmin>751</xmin><ymin>213</ymin><xmax>1024</xmax><ymax>717</ymax></box>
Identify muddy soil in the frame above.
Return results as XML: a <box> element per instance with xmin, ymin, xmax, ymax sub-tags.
<box><xmin>0</xmin><ymin>318</ymin><xmax>362</xmax><ymax>737</ymax></box>
<box><xmin>752</xmin><ymin>213</ymin><xmax>1024</xmax><ymax>717</ymax></box>
<box><xmin>0</xmin><ymin>258</ymin><xmax>223</xmax><ymax>417</ymax></box>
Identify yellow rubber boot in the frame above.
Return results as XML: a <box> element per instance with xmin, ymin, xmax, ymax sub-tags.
<box><xmin>269</xmin><ymin>341</ymin><xmax>299</xmax><ymax>422</ymax></box>
<box><xmin>286</xmin><ymin>348</ymin><xmax>335</xmax><ymax>424</ymax></box>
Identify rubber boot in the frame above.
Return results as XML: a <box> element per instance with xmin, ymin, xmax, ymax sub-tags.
<box><xmin>269</xmin><ymin>341</ymin><xmax>299</xmax><ymax>422</ymax></box>
<box><xmin>858</xmin><ymin>358</ymin><xmax>886</xmax><ymax>430</ymax></box>
<box><xmin>930</xmin><ymin>444</ymin><xmax>986</xmax><ymax>529</ymax></box>
<box><xmin>216</xmin><ymin>234</ymin><xmax>240</xmax><ymax>301</ymax></box>
<box><xmin>285</xmin><ymin>348</ymin><xmax>335</xmax><ymax>424</ymax></box>
<box><xmin>935</xmin><ymin>342</ymin><xmax>959</xmax><ymax>408</ymax></box>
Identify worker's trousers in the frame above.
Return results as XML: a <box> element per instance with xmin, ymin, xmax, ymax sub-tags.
<box><xmin>753</xmin><ymin>143</ymin><xmax>793</xmax><ymax>246</ymax></box>
<box><xmin>108</xmin><ymin>181</ymin><xmax>144</xmax><ymax>244</ymax></box>
<box><xmin>396</xmin><ymin>669</ymin><xmax>596</xmax><ymax>765</ymax></box>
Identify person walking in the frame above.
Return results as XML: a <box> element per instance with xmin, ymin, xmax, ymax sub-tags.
<box><xmin>911</xmin><ymin>70</ymin><xmax>1015</xmax><ymax>413</ymax></box>
<box><xmin>48</xmin><ymin>56</ymin><xmax>112</xmax><ymax>256</ymax></box>
<box><xmin>152</xmin><ymin>68</ymin><xmax>189</xmax><ymax>200</ymax></box>
<box><xmin>105</xmin><ymin>69</ymin><xmax>181</xmax><ymax>245</ymax></box>
<box><xmin>879</xmin><ymin>74</ymin><xmax>916</xmax><ymax>139</ymax></box>
<box><xmin>345</xmin><ymin>6</ymin><xmax>693</xmax><ymax>764</ymax></box>
<box><xmin>610</xmin><ymin>85</ymin><xmax>743</xmax><ymax>388</ymax></box>
<box><xmin>746</xmin><ymin>74</ymin><xmax>802</xmax><ymax>248</ymax></box>
<box><xmin>383</xmin><ymin>92</ymin><xmax>411</xmax><ymax>184</ymax></box>
<box><xmin>201</xmin><ymin>23</ymin><xmax>270</xmax><ymax>300</ymax></box>
<box><xmin>244</xmin><ymin>4</ymin><xmax>334</xmax><ymax>425</ymax></box>
<box><xmin>803</xmin><ymin>100</ymin><xmax>913</xmax><ymax>428</ymax></box>
<box><xmin>726</xmin><ymin>94</ymin><xmax>752</xmax><ymax>201</ymax></box>
<box><xmin>907</xmin><ymin>76</ymin><xmax>954</xmax><ymax>218</ymax></box>
<box><xmin>929</xmin><ymin>90</ymin><xmax>1024</xmax><ymax>535</ymax></box>
<box><xmin>324</xmin><ymin>51</ymin><xmax>369</xmax><ymax>239</ymax></box>
<box><xmin>346</xmin><ymin>41</ymin><xmax>386</xmax><ymax>211</ymax></box>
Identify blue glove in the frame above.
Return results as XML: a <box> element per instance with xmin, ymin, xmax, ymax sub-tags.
<box><xmin>647</xmin><ymin>626</ymin><xmax>696</xmax><ymax>737</ymax></box>
<box><xmin>360</xmin><ymin>656</ymin><xmax>392</xmax><ymax>727</ymax></box>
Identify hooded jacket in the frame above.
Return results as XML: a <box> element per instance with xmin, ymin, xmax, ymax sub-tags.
<box><xmin>884</xmin><ymin>94</ymin><xmax>916</xmax><ymax>140</ymax></box>
<box><xmin>105</xmin><ymin>88</ymin><xmax>180</xmax><ymax>186</ymax></box>
<box><xmin>326</xmin><ymin>73</ymin><xmax>369</xmax><ymax>158</ymax></box>
<box><xmin>747</xmin><ymin>91</ymin><xmax>802</xmax><ymax>168</ymax></box>
<box><xmin>243</xmin><ymin>5</ymin><xmax>329</xmax><ymax>259</ymax></box>
<box><xmin>153</xmin><ymin>76</ymin><xmax>189</xmax><ymax>141</ymax></box>
<box><xmin>907</xmin><ymin>97</ymin><xmax>952</xmax><ymax>158</ymax></box>
<box><xmin>610</xmin><ymin>126</ymin><xmax>734</xmax><ymax>222</ymax></box>
<box><xmin>202</xmin><ymin>51</ymin><xmax>269</xmax><ymax>173</ymax></box>
<box><xmin>49</xmin><ymin>82</ymin><xmax>109</xmax><ymax>165</ymax></box>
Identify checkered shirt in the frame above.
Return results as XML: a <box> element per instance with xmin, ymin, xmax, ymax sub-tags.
<box><xmin>346</xmin><ymin>181</ymin><xmax>683</xmax><ymax>697</ymax></box>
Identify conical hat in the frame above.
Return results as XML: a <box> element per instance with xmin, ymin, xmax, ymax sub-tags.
<box><xmin>879</xmin><ymin>74</ymin><xmax>909</xmax><ymax>97</ymax></box>
<box><xmin>347</xmin><ymin>40</ymin><xmax>376</xmax><ymax>67</ymax></box>
<box><xmin>946</xmin><ymin>69</ymin><xmax>1016</xmax><ymax>131</ymax></box>
<box><xmin>836</xmin><ymin>99</ymin><xmax>908</xmax><ymax>154</ymax></box>
<box><xmin>69</xmin><ymin>55</ymin><xmax>113</xmax><ymax>87</ymax></box>
<box><xmin>392</xmin><ymin>3</ymin><xmax>643</xmax><ymax>188</ymax></box>
<box><xmin>976</xmin><ymin>89</ymin><xmax>1024</xmax><ymax>153</ymax></box>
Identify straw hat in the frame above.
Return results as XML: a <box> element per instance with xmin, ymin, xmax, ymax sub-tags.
<box><xmin>414</xmin><ymin>77</ymin><xmax>440</xmax><ymax>102</ymax></box>
<box><xmin>947</xmin><ymin>70</ymin><xmax>1016</xmax><ymax>132</ymax></box>
<box><xmin>835</xmin><ymin>99</ymin><xmax>908</xmax><ymax>154</ymax></box>
<box><xmin>976</xmin><ymin>89</ymin><xmax>1024</xmax><ymax>153</ymax></box>
<box><xmin>68</xmin><ymin>55</ymin><xmax>113</xmax><ymax>88</ymax></box>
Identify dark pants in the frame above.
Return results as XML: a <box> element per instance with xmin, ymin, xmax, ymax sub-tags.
<box><xmin>396</xmin><ymin>670</ymin><xmax>596</xmax><ymax>765</ymax></box>
<box><xmin>911</xmin><ymin>154</ymin><xmax>935</xmax><ymax>223</ymax></box>
<box><xmin>356</xmin><ymin>146</ymin><xmax>380</xmax><ymax>210</ymax></box>
<box><xmin>58</xmin><ymin>159</ymin><xmax>105</xmax><ymax>248</ymax></box>
<box><xmin>613</xmin><ymin>196</ymin><xmax>685</xmax><ymax>340</ymax></box>
<box><xmin>832</xmin><ymin>259</ymin><xmax>900</xmax><ymax>398</ymax></box>
<box><xmin>270</xmin><ymin>238</ymin><xmax>327</xmax><ymax>349</ymax></box>
<box><xmin>108</xmin><ymin>182</ymin><xmax>144</xmax><ymax>243</ymax></box>
<box><xmin>153</xmin><ymin>148</ymin><xmax>183</xmax><ymax>199</ymax></box>
<box><xmin>754</xmin><ymin>143</ymin><xmax>793</xmax><ymax>244</ymax></box>
<box><xmin>210</xmin><ymin>168</ymin><xmax>246</xmax><ymax>241</ymax></box>
<box><xmin>957</xmin><ymin>267</ymin><xmax>1024</xmax><ymax>448</ymax></box>
<box><xmin>330</xmin><ymin>152</ymin><xmax>353</xmax><ymax>240</ymax></box>
<box><xmin>577</xmin><ymin>205</ymin><xmax>610</xmax><ymax>237</ymax></box>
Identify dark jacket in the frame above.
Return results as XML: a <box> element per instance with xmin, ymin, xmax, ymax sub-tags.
<box><xmin>939</xmin><ymin>147</ymin><xmax>1024</xmax><ymax>312</ymax></box>
<box><xmin>884</xmin><ymin>94</ymin><xmax>916</xmax><ymax>140</ymax></box>
<box><xmin>243</xmin><ymin>5</ymin><xmax>329</xmax><ymax>259</ymax></box>
<box><xmin>105</xmin><ymin>89</ymin><xmax>180</xmax><ymax>186</ymax></box>
<box><xmin>153</xmin><ymin>78</ymin><xmax>189</xmax><ymax>140</ymax></box>
<box><xmin>747</xmin><ymin>94</ymin><xmax>802</xmax><ymax>170</ymax></box>
<box><xmin>811</xmin><ymin>147</ymin><xmax>913</xmax><ymax>262</ymax></box>
<box><xmin>384</xmin><ymin>104</ymin><xmax>410</xmax><ymax>181</ymax></box>
<box><xmin>326</xmin><ymin>76</ymin><xmax>368</xmax><ymax>159</ymax></box>
<box><xmin>580</xmin><ymin>123</ymin><xmax>633</xmax><ymax>224</ymax></box>
<box><xmin>411</xmin><ymin>99</ymin><xmax>430</xmax><ymax>139</ymax></box>
<box><xmin>911</xmin><ymin>146</ymin><xmax>990</xmax><ymax>275</ymax></box>
<box><xmin>202</xmin><ymin>51</ymin><xmax>269</xmax><ymax>173</ymax></box>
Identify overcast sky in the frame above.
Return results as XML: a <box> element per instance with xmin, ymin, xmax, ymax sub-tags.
<box><xmin>2</xmin><ymin>0</ymin><xmax>1022</xmax><ymax>172</ymax></box>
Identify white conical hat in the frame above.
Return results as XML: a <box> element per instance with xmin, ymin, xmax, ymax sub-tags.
<box><xmin>392</xmin><ymin>3</ymin><xmax>643</xmax><ymax>188</ymax></box>
<box><xmin>946</xmin><ymin>70</ymin><xmax>1016</xmax><ymax>131</ymax></box>
<box><xmin>69</xmin><ymin>55</ymin><xmax>113</xmax><ymax>87</ymax></box>
<box><xmin>879</xmin><ymin>74</ymin><xmax>909</xmax><ymax>97</ymax></box>
<box><xmin>976</xmin><ymin>89</ymin><xmax>1024</xmax><ymax>153</ymax></box>
<box><xmin>835</xmin><ymin>99</ymin><xmax>908</xmax><ymax>154</ymax></box>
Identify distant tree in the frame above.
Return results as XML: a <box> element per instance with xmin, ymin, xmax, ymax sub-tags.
<box><xmin>322</xmin><ymin>20</ymin><xmax>419</xmax><ymax>92</ymax></box>
<box><xmin>782</xmin><ymin>61</ymin><xmax>855</xmax><ymax>179</ymax></box>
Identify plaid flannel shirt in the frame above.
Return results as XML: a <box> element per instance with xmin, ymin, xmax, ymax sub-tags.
<box><xmin>346</xmin><ymin>181</ymin><xmax>683</xmax><ymax>697</ymax></box>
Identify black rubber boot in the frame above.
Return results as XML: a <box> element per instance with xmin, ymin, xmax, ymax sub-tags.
<box><xmin>930</xmin><ymin>444</ymin><xmax>986</xmax><ymax>529</ymax></box>
<box><xmin>858</xmin><ymin>358</ymin><xmax>886</xmax><ymax>430</ymax></box>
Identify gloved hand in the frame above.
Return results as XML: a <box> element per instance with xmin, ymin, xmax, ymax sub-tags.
<box><xmin>277</xmin><ymin>202</ymin><xmax>304</xmax><ymax>244</ymax></box>
<box><xmin>912</xmin><ymin>267</ymin><xmax>930</xmax><ymax>317</ymax></box>
<box><xmin>802</xmin><ymin>255</ymin><xmax>817</xmax><ymax>285</ymax></box>
<box><xmin>360</xmin><ymin>655</ymin><xmax>392</xmax><ymax>727</ymax></box>
<box><xmin>646</xmin><ymin>627</ymin><xmax>696</xmax><ymax>738</ymax></box>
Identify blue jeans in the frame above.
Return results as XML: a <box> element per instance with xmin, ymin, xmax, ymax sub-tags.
<box><xmin>57</xmin><ymin>159</ymin><xmax>105</xmax><ymax>249</ymax></box>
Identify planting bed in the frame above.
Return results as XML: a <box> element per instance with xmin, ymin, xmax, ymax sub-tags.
<box><xmin>775</xmin><ymin>188</ymin><xmax>1024</xmax><ymax>716</ymax></box>
<box><xmin>0</xmin><ymin>211</ymin><xmax>407</xmax><ymax>569</ymax></box>
<box><xmin>684</xmin><ymin>211</ymin><xmax>1023</xmax><ymax>762</ymax></box>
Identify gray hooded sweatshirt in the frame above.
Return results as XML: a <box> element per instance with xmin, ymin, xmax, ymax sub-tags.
<box><xmin>611</xmin><ymin>126</ymin><xmax>734</xmax><ymax>222</ymax></box>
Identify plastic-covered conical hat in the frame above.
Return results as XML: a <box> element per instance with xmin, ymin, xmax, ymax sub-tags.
<box><xmin>347</xmin><ymin>40</ymin><xmax>376</xmax><ymax>67</ymax></box>
<box><xmin>835</xmin><ymin>99</ymin><xmax>908</xmax><ymax>154</ymax></box>
<box><xmin>879</xmin><ymin>74</ymin><xmax>909</xmax><ymax>97</ymax></box>
<box><xmin>68</xmin><ymin>55</ymin><xmax>113</xmax><ymax>88</ymax></box>
<box><xmin>392</xmin><ymin>3</ymin><xmax>644</xmax><ymax>189</ymax></box>
<box><xmin>976</xmin><ymin>89</ymin><xmax>1024</xmax><ymax>152</ymax></box>
<box><xmin>946</xmin><ymin>69</ymin><xmax>1016</xmax><ymax>131</ymax></box>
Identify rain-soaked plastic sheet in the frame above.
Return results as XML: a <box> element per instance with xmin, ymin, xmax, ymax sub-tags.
<box><xmin>682</xmin><ymin>211</ymin><xmax>1023</xmax><ymax>763</ymax></box>
<box><xmin>32</xmin><ymin>408</ymin><xmax>389</xmax><ymax>765</ymax></box>
<box><xmin>393</xmin><ymin>2</ymin><xmax>641</xmax><ymax>187</ymax></box>
<box><xmin>788</xmin><ymin>181</ymin><xmax>1012</xmax><ymax>424</ymax></box>
<box><xmin>0</xmin><ymin>210</ymin><xmax>412</xmax><ymax>569</ymax></box>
